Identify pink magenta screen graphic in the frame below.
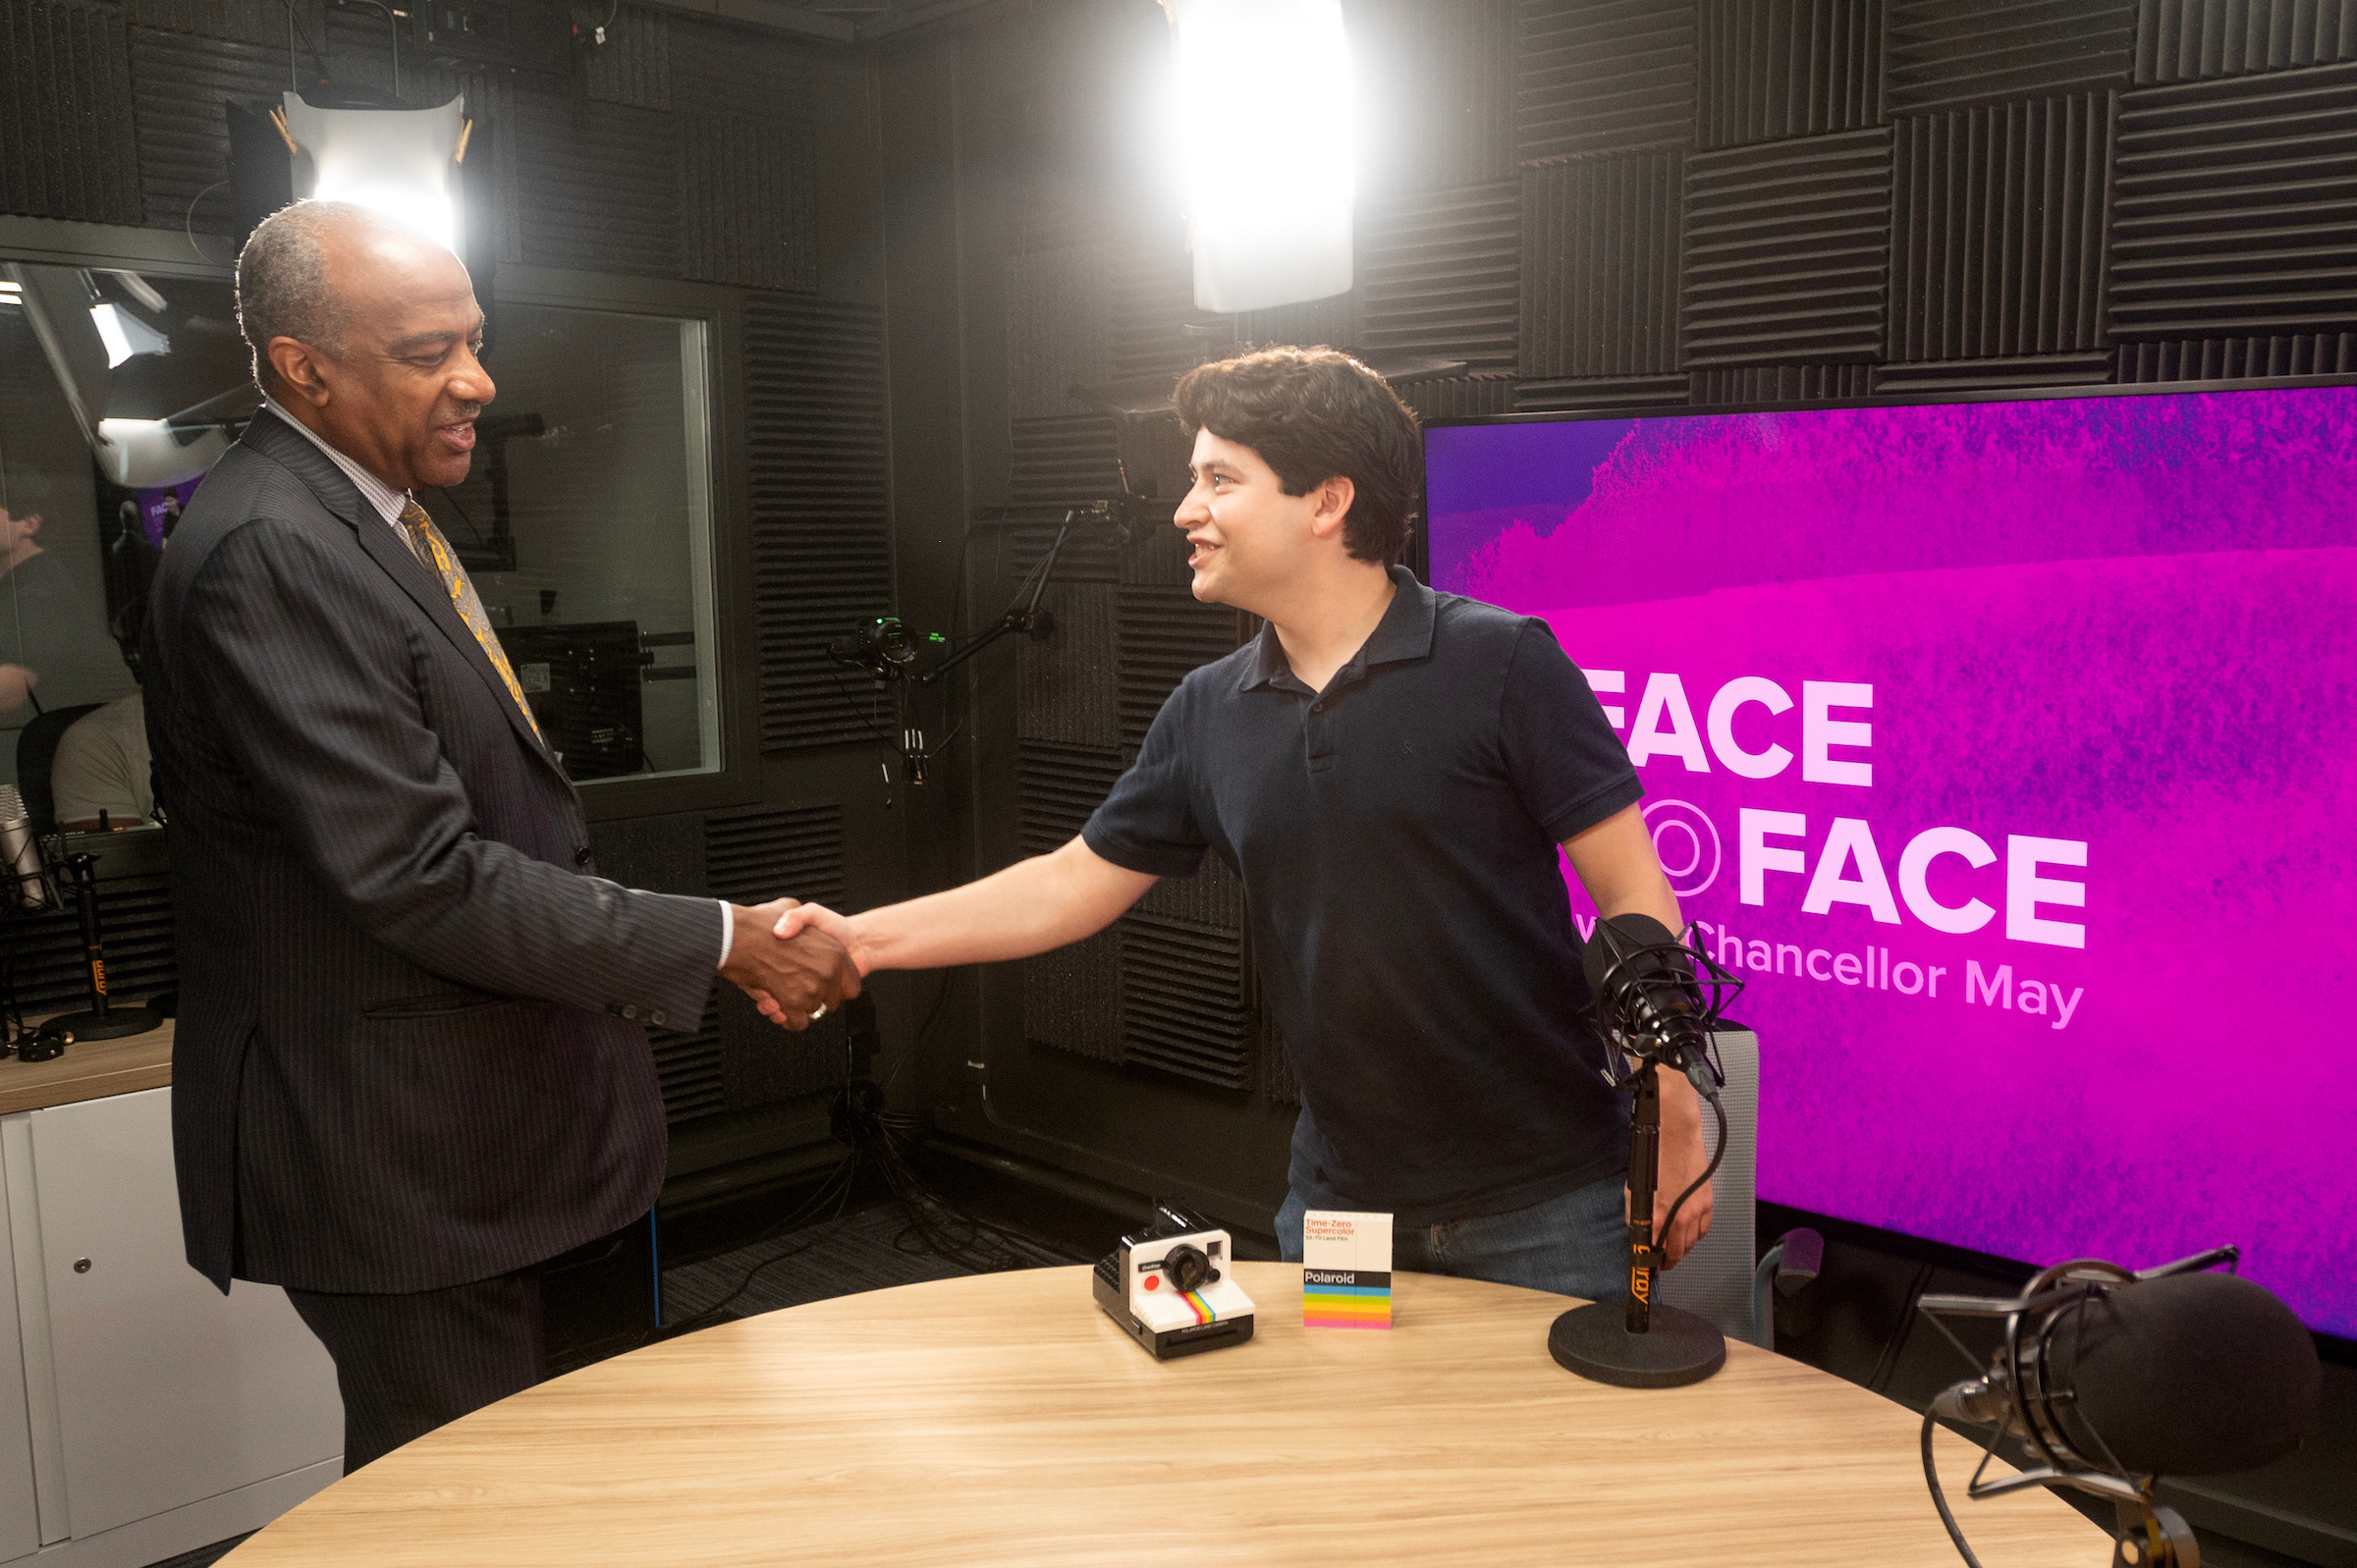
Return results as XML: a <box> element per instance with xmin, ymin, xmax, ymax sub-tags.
<box><xmin>1425</xmin><ymin>387</ymin><xmax>2357</xmax><ymax>1338</ymax></box>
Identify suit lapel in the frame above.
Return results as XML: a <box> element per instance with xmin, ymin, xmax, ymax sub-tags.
<box><xmin>239</xmin><ymin>410</ymin><xmax>570</xmax><ymax>782</ymax></box>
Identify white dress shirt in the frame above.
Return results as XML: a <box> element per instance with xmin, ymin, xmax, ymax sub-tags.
<box><xmin>256</xmin><ymin>399</ymin><xmax>736</xmax><ymax>966</ymax></box>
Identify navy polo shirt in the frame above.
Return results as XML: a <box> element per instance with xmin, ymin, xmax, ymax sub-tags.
<box><xmin>1083</xmin><ymin>566</ymin><xmax>1644</xmax><ymax>1224</ymax></box>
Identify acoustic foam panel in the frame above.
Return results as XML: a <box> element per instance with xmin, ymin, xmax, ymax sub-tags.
<box><xmin>505</xmin><ymin>87</ymin><xmax>679</xmax><ymax>276</ymax></box>
<box><xmin>1106</xmin><ymin>236</ymin><xmax>1199</xmax><ymax>384</ymax></box>
<box><xmin>703</xmin><ymin>801</ymin><xmax>851</xmax><ymax>1108</ymax></box>
<box><xmin>1119</xmin><ymin>912</ymin><xmax>1251</xmax><ymax>1090</ymax></box>
<box><xmin>1514</xmin><ymin>373</ymin><xmax>1692</xmax><ymax>410</ymax></box>
<box><xmin>744</xmin><ymin>293</ymin><xmax>893</xmax><ymax>751</ymax></box>
<box><xmin>1681</xmin><ymin>126</ymin><xmax>1893</xmax><ymax>368</ymax></box>
<box><xmin>2110</xmin><ymin>59</ymin><xmax>2357</xmax><ymax>339</ymax></box>
<box><xmin>1886</xmin><ymin>0</ymin><xmax>2137</xmax><ymax>114</ymax></box>
<box><xmin>127</xmin><ymin>23</ymin><xmax>282</xmax><ymax>233</ymax></box>
<box><xmin>1005</xmin><ymin>245</ymin><xmax>1111</xmax><ymax>421</ymax></box>
<box><xmin>1006</xmin><ymin>414</ymin><xmax>1124</xmax><ymax>507</ymax></box>
<box><xmin>1889</xmin><ymin>90</ymin><xmax>2114</xmax><ymax>361</ymax></box>
<box><xmin>1116</xmin><ymin>583</ymin><xmax>1238</xmax><ymax>757</ymax></box>
<box><xmin>1236</xmin><ymin>290</ymin><xmax>1361</xmax><ymax>355</ymax></box>
<box><xmin>1017</xmin><ymin>581</ymin><xmax>1120</xmax><ymax>751</ymax></box>
<box><xmin>1696</xmin><ymin>0</ymin><xmax>1886</xmax><ymax>148</ymax></box>
<box><xmin>1690</xmin><ymin>362</ymin><xmax>1873</xmax><ymax>403</ymax></box>
<box><xmin>2</xmin><ymin>0</ymin><xmax>140</xmax><ymax>226</ymax></box>
<box><xmin>2115</xmin><ymin>331</ymin><xmax>2357</xmax><ymax>378</ymax></box>
<box><xmin>1357</xmin><ymin>181</ymin><xmax>1522</xmax><ymax>373</ymax></box>
<box><xmin>132</xmin><ymin>0</ymin><xmax>321</xmax><ymax>50</ymax></box>
<box><xmin>681</xmin><ymin>111</ymin><xmax>815</xmax><ymax>293</ymax></box>
<box><xmin>664</xmin><ymin>10</ymin><xmax>813</xmax><ymax>109</ymax></box>
<box><xmin>649</xmin><ymin>1000</ymin><xmax>726</xmax><ymax>1124</ymax></box>
<box><xmin>1516</xmin><ymin>0</ymin><xmax>1697</xmax><ymax>163</ymax></box>
<box><xmin>1519</xmin><ymin>149</ymin><xmax>1683</xmax><ymax>379</ymax></box>
<box><xmin>1017</xmin><ymin>741</ymin><xmax>1124</xmax><ymax>1063</ymax></box>
<box><xmin>582</xmin><ymin>2</ymin><xmax>669</xmax><ymax>110</ymax></box>
<box><xmin>589</xmin><ymin>805</ymin><xmax>724</xmax><ymax>1125</ymax></box>
<box><xmin>1871</xmin><ymin>350</ymin><xmax>2115</xmax><ymax>391</ymax></box>
<box><xmin>2134</xmin><ymin>0</ymin><xmax>2357</xmax><ymax>82</ymax></box>
<box><xmin>1400</xmin><ymin>375</ymin><xmax>1516</xmax><ymax>422</ymax></box>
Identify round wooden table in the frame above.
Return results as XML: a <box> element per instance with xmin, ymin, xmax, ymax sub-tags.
<box><xmin>225</xmin><ymin>1262</ymin><xmax>2103</xmax><ymax>1566</ymax></box>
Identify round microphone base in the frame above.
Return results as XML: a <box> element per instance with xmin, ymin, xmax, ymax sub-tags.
<box><xmin>44</xmin><ymin>1007</ymin><xmax>166</xmax><ymax>1045</ymax></box>
<box><xmin>1549</xmin><ymin>1299</ymin><xmax>1727</xmax><ymax>1388</ymax></box>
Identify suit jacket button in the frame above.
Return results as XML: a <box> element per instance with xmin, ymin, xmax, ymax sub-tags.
<box><xmin>574</xmin><ymin>844</ymin><xmax>592</xmax><ymax>866</ymax></box>
<box><xmin>648</xmin><ymin>1010</ymin><xmax>666</xmax><ymax>1027</ymax></box>
<box><xmin>620</xmin><ymin>1005</ymin><xmax>638</xmax><ymax>1021</ymax></box>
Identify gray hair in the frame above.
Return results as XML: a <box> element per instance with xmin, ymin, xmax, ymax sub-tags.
<box><xmin>237</xmin><ymin>200</ymin><xmax>374</xmax><ymax>394</ymax></box>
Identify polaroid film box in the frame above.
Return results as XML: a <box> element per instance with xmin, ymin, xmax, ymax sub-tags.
<box><xmin>1301</xmin><ymin>1210</ymin><xmax>1393</xmax><ymax>1328</ymax></box>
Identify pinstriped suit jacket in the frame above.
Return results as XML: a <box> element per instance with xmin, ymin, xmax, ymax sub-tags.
<box><xmin>144</xmin><ymin>408</ymin><xmax>720</xmax><ymax>1295</ymax></box>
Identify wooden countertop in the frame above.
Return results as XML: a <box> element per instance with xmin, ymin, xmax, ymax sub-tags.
<box><xmin>226</xmin><ymin>1261</ymin><xmax>2103</xmax><ymax>1567</ymax></box>
<box><xmin>0</xmin><ymin>1013</ymin><xmax>174</xmax><ymax>1115</ymax></box>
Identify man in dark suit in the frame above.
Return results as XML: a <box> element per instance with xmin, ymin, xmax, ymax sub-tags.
<box><xmin>142</xmin><ymin>201</ymin><xmax>858</xmax><ymax>1471</ymax></box>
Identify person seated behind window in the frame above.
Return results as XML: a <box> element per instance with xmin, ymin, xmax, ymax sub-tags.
<box><xmin>2</xmin><ymin>504</ymin><xmax>132</xmax><ymax>720</ymax></box>
<box><xmin>51</xmin><ymin>690</ymin><xmax>152</xmax><ymax>830</ymax></box>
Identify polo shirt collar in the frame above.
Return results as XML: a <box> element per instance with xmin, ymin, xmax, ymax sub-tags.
<box><xmin>1237</xmin><ymin>565</ymin><xmax>1438</xmax><ymax>694</ymax></box>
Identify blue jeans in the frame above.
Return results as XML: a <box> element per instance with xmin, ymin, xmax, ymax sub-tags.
<box><xmin>1277</xmin><ymin>1172</ymin><xmax>1627</xmax><ymax>1302</ymax></box>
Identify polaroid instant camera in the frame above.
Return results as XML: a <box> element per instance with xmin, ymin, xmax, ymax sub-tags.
<box><xmin>1092</xmin><ymin>1205</ymin><xmax>1257</xmax><ymax>1360</ymax></box>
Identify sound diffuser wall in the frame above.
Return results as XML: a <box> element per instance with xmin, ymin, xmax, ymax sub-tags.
<box><xmin>990</xmin><ymin>0</ymin><xmax>2357</xmax><ymax>1108</ymax></box>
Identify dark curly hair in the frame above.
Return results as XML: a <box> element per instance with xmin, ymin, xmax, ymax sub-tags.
<box><xmin>1171</xmin><ymin>346</ymin><xmax>1421</xmax><ymax>564</ymax></box>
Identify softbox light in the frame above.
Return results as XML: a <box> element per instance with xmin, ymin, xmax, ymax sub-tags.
<box><xmin>1165</xmin><ymin>0</ymin><xmax>1355</xmax><ymax>314</ymax></box>
<box><xmin>282</xmin><ymin>92</ymin><xmax>468</xmax><ymax>252</ymax></box>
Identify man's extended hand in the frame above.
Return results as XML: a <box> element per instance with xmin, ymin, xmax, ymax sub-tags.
<box><xmin>720</xmin><ymin>897</ymin><xmax>859</xmax><ymax>1029</ymax></box>
<box><xmin>746</xmin><ymin>903</ymin><xmax>866</xmax><ymax>1027</ymax></box>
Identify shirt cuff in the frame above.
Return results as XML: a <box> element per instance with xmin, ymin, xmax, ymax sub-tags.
<box><xmin>715</xmin><ymin>899</ymin><xmax>735</xmax><ymax>968</ymax></box>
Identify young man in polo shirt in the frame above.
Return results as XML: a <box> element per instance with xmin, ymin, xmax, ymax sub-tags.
<box><xmin>774</xmin><ymin>346</ymin><xmax>1709</xmax><ymax>1297</ymax></box>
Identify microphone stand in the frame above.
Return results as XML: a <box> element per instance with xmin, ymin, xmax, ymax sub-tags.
<box><xmin>1549</xmin><ymin>925</ymin><xmax>1736</xmax><ymax>1388</ymax></box>
<box><xmin>40</xmin><ymin>846</ymin><xmax>164</xmax><ymax>1047</ymax></box>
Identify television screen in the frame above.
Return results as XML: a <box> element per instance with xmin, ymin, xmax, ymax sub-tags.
<box><xmin>1424</xmin><ymin>384</ymin><xmax>2356</xmax><ymax>1339</ymax></box>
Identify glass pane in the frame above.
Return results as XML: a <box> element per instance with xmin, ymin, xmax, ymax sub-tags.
<box><xmin>1</xmin><ymin>262</ymin><xmax>236</xmax><ymax>832</ymax></box>
<box><xmin>1</xmin><ymin>272</ymin><xmax>719</xmax><ymax>812</ymax></box>
<box><xmin>441</xmin><ymin>303</ymin><xmax>721</xmax><ymax>783</ymax></box>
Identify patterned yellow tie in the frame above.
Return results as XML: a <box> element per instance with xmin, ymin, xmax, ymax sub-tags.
<box><xmin>397</xmin><ymin>497</ymin><xmax>545</xmax><ymax>743</ymax></box>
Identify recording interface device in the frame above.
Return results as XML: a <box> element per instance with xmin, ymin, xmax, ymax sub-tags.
<box><xmin>1424</xmin><ymin>382</ymin><xmax>2357</xmax><ymax>1339</ymax></box>
<box><xmin>496</xmin><ymin>621</ymin><xmax>645</xmax><ymax>781</ymax></box>
<box><xmin>1093</xmin><ymin>1205</ymin><xmax>1256</xmax><ymax>1360</ymax></box>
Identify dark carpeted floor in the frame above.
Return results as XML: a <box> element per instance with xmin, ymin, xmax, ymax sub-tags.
<box><xmin>659</xmin><ymin>1197</ymin><xmax>1082</xmax><ymax>1325</ymax></box>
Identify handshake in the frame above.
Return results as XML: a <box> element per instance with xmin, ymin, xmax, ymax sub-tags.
<box><xmin>717</xmin><ymin>897</ymin><xmax>863</xmax><ymax>1029</ymax></box>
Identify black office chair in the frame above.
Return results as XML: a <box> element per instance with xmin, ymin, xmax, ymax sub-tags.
<box><xmin>13</xmin><ymin>703</ymin><xmax>103</xmax><ymax>835</ymax></box>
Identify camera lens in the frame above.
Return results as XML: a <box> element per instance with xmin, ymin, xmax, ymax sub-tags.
<box><xmin>1163</xmin><ymin>1243</ymin><xmax>1212</xmax><ymax>1293</ymax></box>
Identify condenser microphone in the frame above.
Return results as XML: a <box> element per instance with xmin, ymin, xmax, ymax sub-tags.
<box><xmin>1917</xmin><ymin>1250</ymin><xmax>2323</xmax><ymax>1568</ymax></box>
<box><xmin>1580</xmin><ymin>912</ymin><xmax>1721</xmax><ymax>1095</ymax></box>
<box><xmin>1932</xmin><ymin>1269</ymin><xmax>2320</xmax><ymax>1479</ymax></box>
<box><xmin>0</xmin><ymin>786</ymin><xmax>54</xmax><ymax>910</ymax></box>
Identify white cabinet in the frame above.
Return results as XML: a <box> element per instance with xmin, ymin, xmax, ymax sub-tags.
<box><xmin>3</xmin><ymin>1087</ymin><xmax>343</xmax><ymax>1564</ymax></box>
<box><xmin>0</xmin><ymin>1162</ymin><xmax>37</xmax><ymax>1565</ymax></box>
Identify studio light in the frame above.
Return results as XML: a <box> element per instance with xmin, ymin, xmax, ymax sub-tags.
<box><xmin>1164</xmin><ymin>0</ymin><xmax>1354</xmax><ymax>314</ymax></box>
<box><xmin>281</xmin><ymin>92</ymin><xmax>469</xmax><ymax>252</ymax></box>
<box><xmin>89</xmin><ymin>301</ymin><xmax>171</xmax><ymax>368</ymax></box>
